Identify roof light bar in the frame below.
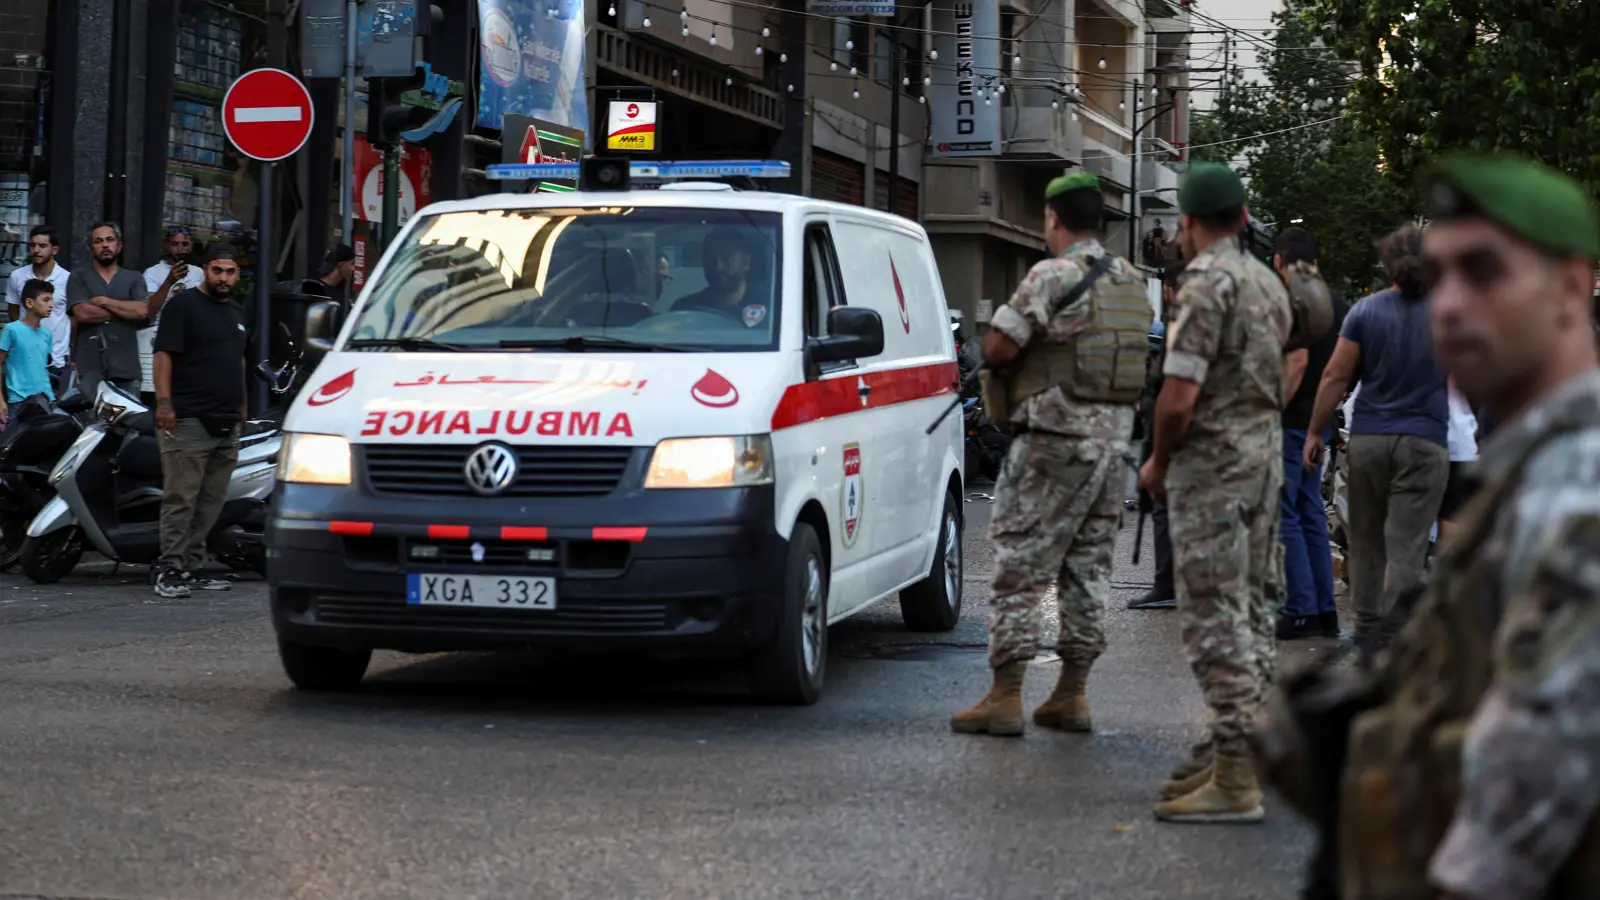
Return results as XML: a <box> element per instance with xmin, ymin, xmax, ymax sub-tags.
<box><xmin>485</xmin><ymin>160</ymin><xmax>792</xmax><ymax>182</ymax></box>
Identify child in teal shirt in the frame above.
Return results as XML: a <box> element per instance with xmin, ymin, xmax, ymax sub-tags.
<box><xmin>0</xmin><ymin>278</ymin><xmax>57</xmax><ymax>425</ymax></box>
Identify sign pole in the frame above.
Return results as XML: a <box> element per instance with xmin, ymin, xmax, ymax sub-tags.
<box><xmin>341</xmin><ymin>0</ymin><xmax>357</xmax><ymax>244</ymax></box>
<box><xmin>381</xmin><ymin>144</ymin><xmax>401</xmax><ymax>250</ymax></box>
<box><xmin>256</xmin><ymin>161</ymin><xmax>274</xmax><ymax>417</ymax></box>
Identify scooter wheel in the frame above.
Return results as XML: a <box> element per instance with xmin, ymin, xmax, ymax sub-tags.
<box><xmin>0</xmin><ymin>511</ymin><xmax>30</xmax><ymax>571</ymax></box>
<box><xmin>20</xmin><ymin>527</ymin><xmax>85</xmax><ymax>585</ymax></box>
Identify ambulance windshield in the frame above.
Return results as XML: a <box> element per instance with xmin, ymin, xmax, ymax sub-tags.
<box><xmin>346</xmin><ymin>207</ymin><xmax>783</xmax><ymax>352</ymax></box>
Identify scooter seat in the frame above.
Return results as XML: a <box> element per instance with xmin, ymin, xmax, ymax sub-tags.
<box><xmin>124</xmin><ymin>412</ymin><xmax>157</xmax><ymax>435</ymax></box>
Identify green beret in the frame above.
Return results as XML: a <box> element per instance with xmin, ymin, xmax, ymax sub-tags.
<box><xmin>1045</xmin><ymin>170</ymin><xmax>1100</xmax><ymax>200</ymax></box>
<box><xmin>1178</xmin><ymin>162</ymin><xmax>1246</xmax><ymax>216</ymax></box>
<box><xmin>1423</xmin><ymin>154</ymin><xmax>1600</xmax><ymax>260</ymax></box>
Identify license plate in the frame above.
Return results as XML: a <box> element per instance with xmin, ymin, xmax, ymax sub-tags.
<box><xmin>406</xmin><ymin>573</ymin><xmax>557</xmax><ymax>610</ymax></box>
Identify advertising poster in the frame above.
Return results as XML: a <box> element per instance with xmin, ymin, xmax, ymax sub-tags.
<box><xmin>350</xmin><ymin>135</ymin><xmax>434</xmax><ymax>228</ymax></box>
<box><xmin>928</xmin><ymin>0</ymin><xmax>1001</xmax><ymax>157</ymax></box>
<box><xmin>477</xmin><ymin>0</ymin><xmax>590</xmax><ymax>140</ymax></box>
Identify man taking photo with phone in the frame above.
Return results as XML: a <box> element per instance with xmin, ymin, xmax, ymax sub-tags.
<box><xmin>140</xmin><ymin>226</ymin><xmax>204</xmax><ymax>404</ymax></box>
<box><xmin>150</xmin><ymin>244</ymin><xmax>248</xmax><ymax>599</ymax></box>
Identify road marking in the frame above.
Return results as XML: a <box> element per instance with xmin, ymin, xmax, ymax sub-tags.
<box><xmin>234</xmin><ymin>106</ymin><xmax>303</xmax><ymax>123</ymax></box>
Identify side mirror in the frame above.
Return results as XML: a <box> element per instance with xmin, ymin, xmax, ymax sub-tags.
<box><xmin>304</xmin><ymin>301</ymin><xmax>342</xmax><ymax>354</ymax></box>
<box><xmin>808</xmin><ymin>306</ymin><xmax>885</xmax><ymax>365</ymax></box>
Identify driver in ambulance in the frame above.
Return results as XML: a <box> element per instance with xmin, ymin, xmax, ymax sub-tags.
<box><xmin>669</xmin><ymin>227</ymin><xmax>768</xmax><ymax>329</ymax></box>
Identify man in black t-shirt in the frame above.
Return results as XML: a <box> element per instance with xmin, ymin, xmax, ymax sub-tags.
<box><xmin>1273</xmin><ymin>227</ymin><xmax>1350</xmax><ymax>640</ymax></box>
<box><xmin>669</xmin><ymin>227</ymin><xmax>770</xmax><ymax>329</ymax></box>
<box><xmin>150</xmin><ymin>243</ymin><xmax>248</xmax><ymax>599</ymax></box>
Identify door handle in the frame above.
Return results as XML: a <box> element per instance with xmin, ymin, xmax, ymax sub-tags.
<box><xmin>858</xmin><ymin>384</ymin><xmax>871</xmax><ymax>397</ymax></box>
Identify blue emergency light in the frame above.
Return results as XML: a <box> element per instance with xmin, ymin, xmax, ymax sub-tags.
<box><xmin>484</xmin><ymin>159</ymin><xmax>792</xmax><ymax>182</ymax></box>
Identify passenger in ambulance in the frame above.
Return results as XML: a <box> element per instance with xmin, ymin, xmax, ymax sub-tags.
<box><xmin>669</xmin><ymin>227</ymin><xmax>771</xmax><ymax>329</ymax></box>
<box><xmin>560</xmin><ymin>247</ymin><xmax>652</xmax><ymax>329</ymax></box>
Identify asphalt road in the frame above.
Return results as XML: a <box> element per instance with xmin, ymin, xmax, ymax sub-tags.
<box><xmin>0</xmin><ymin>492</ymin><xmax>1330</xmax><ymax>900</ymax></box>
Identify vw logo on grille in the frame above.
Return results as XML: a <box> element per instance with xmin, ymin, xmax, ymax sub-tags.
<box><xmin>463</xmin><ymin>443</ymin><xmax>519</xmax><ymax>496</ymax></box>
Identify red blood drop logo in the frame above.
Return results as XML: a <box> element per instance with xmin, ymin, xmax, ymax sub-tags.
<box><xmin>307</xmin><ymin>368</ymin><xmax>357</xmax><ymax>406</ymax></box>
<box><xmin>690</xmin><ymin>369</ymin><xmax>739</xmax><ymax>408</ymax></box>
<box><xmin>891</xmin><ymin>256</ymin><xmax>910</xmax><ymax>333</ymax></box>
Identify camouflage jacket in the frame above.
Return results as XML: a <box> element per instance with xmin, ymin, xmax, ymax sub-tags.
<box><xmin>1161</xmin><ymin>237</ymin><xmax>1291</xmax><ymax>480</ymax></box>
<box><xmin>987</xmin><ymin>237</ymin><xmax>1138</xmax><ymax>443</ymax></box>
<box><xmin>1427</xmin><ymin>368</ymin><xmax>1600</xmax><ymax>900</ymax></box>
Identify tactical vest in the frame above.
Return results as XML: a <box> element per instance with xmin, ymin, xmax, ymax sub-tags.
<box><xmin>1284</xmin><ymin>262</ymin><xmax>1335</xmax><ymax>352</ymax></box>
<box><xmin>1337</xmin><ymin>417</ymin><xmax>1600</xmax><ymax>900</ymax></box>
<box><xmin>1007</xmin><ymin>261</ymin><xmax>1150</xmax><ymax>408</ymax></box>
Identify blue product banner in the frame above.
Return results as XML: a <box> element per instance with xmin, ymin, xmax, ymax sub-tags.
<box><xmin>477</xmin><ymin>0</ymin><xmax>590</xmax><ymax>143</ymax></box>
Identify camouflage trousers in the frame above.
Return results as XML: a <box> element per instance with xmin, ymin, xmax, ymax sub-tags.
<box><xmin>1167</xmin><ymin>460</ymin><xmax>1284</xmax><ymax>756</ymax></box>
<box><xmin>988</xmin><ymin>431</ymin><xmax>1125</xmax><ymax>670</ymax></box>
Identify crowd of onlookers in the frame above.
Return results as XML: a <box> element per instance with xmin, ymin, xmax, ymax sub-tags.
<box><xmin>1130</xmin><ymin>224</ymin><xmax>1484</xmax><ymax>644</ymax></box>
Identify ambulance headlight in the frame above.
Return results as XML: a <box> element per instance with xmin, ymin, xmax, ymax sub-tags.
<box><xmin>277</xmin><ymin>433</ymin><xmax>353</xmax><ymax>486</ymax></box>
<box><xmin>645</xmin><ymin>435</ymin><xmax>774</xmax><ymax>489</ymax></box>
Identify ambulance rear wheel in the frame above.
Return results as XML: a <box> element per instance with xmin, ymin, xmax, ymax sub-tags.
<box><xmin>749</xmin><ymin>522</ymin><xmax>827</xmax><ymax>706</ymax></box>
<box><xmin>900</xmin><ymin>491</ymin><xmax>962</xmax><ymax>632</ymax></box>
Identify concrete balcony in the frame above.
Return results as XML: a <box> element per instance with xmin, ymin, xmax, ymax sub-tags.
<box><xmin>1077</xmin><ymin>106</ymin><xmax>1133</xmax><ymax>191</ymax></box>
<box><xmin>1000</xmin><ymin>103</ymin><xmax>1082</xmax><ymax>161</ymax></box>
<box><xmin>1139</xmin><ymin>156</ymin><xmax>1181</xmax><ymax>207</ymax></box>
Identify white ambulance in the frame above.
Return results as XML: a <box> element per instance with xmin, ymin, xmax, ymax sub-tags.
<box><xmin>268</xmin><ymin>160</ymin><xmax>966</xmax><ymax>704</ymax></box>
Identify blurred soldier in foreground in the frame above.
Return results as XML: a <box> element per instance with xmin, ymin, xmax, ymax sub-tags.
<box><xmin>1254</xmin><ymin>153</ymin><xmax>1600</xmax><ymax>900</ymax></box>
<box><xmin>951</xmin><ymin>171</ymin><xmax>1147</xmax><ymax>736</ymax></box>
<box><xmin>1138</xmin><ymin>163</ymin><xmax>1291</xmax><ymax>822</ymax></box>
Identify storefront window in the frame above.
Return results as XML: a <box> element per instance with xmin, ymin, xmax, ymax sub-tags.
<box><xmin>0</xmin><ymin>7</ymin><xmax>51</xmax><ymax>281</ymax></box>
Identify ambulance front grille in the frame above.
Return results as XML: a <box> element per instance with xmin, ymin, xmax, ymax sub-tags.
<box><xmin>361</xmin><ymin>445</ymin><xmax>637</xmax><ymax>497</ymax></box>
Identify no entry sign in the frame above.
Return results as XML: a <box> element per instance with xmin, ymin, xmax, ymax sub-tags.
<box><xmin>223</xmin><ymin>68</ymin><xmax>315</xmax><ymax>162</ymax></box>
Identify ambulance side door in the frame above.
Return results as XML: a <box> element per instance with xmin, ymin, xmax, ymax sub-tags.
<box><xmin>799</xmin><ymin>217</ymin><xmax>882</xmax><ymax>616</ymax></box>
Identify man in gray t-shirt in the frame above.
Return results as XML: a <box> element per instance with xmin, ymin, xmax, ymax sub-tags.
<box><xmin>68</xmin><ymin>222</ymin><xmax>150</xmax><ymax>397</ymax></box>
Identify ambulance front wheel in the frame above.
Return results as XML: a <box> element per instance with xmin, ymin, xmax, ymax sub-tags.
<box><xmin>749</xmin><ymin>522</ymin><xmax>827</xmax><ymax>706</ymax></box>
<box><xmin>278</xmin><ymin>640</ymin><xmax>372</xmax><ymax>692</ymax></box>
<box><xmin>899</xmin><ymin>490</ymin><xmax>963</xmax><ymax>632</ymax></box>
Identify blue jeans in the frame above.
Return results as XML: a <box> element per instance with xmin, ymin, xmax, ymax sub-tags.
<box><xmin>1280</xmin><ymin>427</ymin><xmax>1336</xmax><ymax>617</ymax></box>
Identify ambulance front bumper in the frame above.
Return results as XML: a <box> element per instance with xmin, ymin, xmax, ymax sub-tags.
<box><xmin>266</xmin><ymin>483</ymin><xmax>788</xmax><ymax>655</ymax></box>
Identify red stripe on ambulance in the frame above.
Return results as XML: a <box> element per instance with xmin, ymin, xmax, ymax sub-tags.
<box><xmin>328</xmin><ymin>520</ymin><xmax>374</xmax><ymax>536</ymax></box>
<box><xmin>428</xmin><ymin>525</ymin><xmax>470</xmax><ymax>539</ymax></box>
<box><xmin>770</xmin><ymin>361</ymin><xmax>959</xmax><ymax>431</ymax></box>
<box><xmin>592</xmin><ymin>527</ymin><xmax>648</xmax><ymax>542</ymax></box>
<box><xmin>500</xmin><ymin>526</ymin><xmax>549</xmax><ymax>541</ymax></box>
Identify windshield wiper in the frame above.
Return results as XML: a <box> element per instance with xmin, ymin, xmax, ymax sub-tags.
<box><xmin>346</xmin><ymin>337</ymin><xmax>469</xmax><ymax>352</ymax></box>
<box><xmin>498</xmin><ymin>335</ymin><xmax>707</xmax><ymax>353</ymax></box>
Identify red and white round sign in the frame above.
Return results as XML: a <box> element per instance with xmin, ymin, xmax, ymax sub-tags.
<box><xmin>222</xmin><ymin>68</ymin><xmax>315</xmax><ymax>162</ymax></box>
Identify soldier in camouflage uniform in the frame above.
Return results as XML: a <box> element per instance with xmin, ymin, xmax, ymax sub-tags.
<box><xmin>1137</xmin><ymin>163</ymin><xmax>1291</xmax><ymax>823</ymax></box>
<box><xmin>951</xmin><ymin>171</ymin><xmax>1145</xmax><ymax>737</ymax></box>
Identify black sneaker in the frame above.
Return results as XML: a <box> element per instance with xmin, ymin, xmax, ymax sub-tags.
<box><xmin>1127</xmin><ymin>589</ymin><xmax>1177</xmax><ymax>610</ymax></box>
<box><xmin>153</xmin><ymin>569</ymin><xmax>191</xmax><ymax>599</ymax></box>
<box><xmin>182</xmin><ymin>572</ymin><xmax>232</xmax><ymax>592</ymax></box>
<box><xmin>1276</xmin><ymin>614</ymin><xmax>1323</xmax><ymax>641</ymax></box>
<box><xmin>1319</xmin><ymin>612</ymin><xmax>1341</xmax><ymax>638</ymax></box>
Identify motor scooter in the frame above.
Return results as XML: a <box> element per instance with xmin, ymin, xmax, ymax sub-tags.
<box><xmin>0</xmin><ymin>383</ymin><xmax>93</xmax><ymax>569</ymax></box>
<box><xmin>18</xmin><ymin>369</ymin><xmax>293</xmax><ymax>584</ymax></box>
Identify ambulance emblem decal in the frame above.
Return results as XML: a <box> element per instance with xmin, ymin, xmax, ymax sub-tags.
<box><xmin>307</xmin><ymin>368</ymin><xmax>356</xmax><ymax>406</ymax></box>
<box><xmin>690</xmin><ymin>368</ymin><xmax>740</xmax><ymax>408</ymax></box>
<box><xmin>841</xmin><ymin>442</ymin><xmax>864</xmax><ymax>548</ymax></box>
<box><xmin>890</xmin><ymin>255</ymin><xmax>910</xmax><ymax>333</ymax></box>
<box><xmin>741</xmin><ymin>304</ymin><xmax>767</xmax><ymax>328</ymax></box>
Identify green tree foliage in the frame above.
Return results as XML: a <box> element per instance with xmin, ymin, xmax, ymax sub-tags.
<box><xmin>1306</xmin><ymin>0</ymin><xmax>1600</xmax><ymax>199</ymax></box>
<box><xmin>1203</xmin><ymin>1</ymin><xmax>1404</xmax><ymax>295</ymax></box>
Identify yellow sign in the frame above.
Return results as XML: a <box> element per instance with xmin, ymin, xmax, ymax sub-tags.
<box><xmin>606</xmin><ymin>100</ymin><xmax>658</xmax><ymax>152</ymax></box>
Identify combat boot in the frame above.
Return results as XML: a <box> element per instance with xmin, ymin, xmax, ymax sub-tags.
<box><xmin>1160</xmin><ymin>760</ymin><xmax>1213</xmax><ymax>800</ymax></box>
<box><xmin>1032</xmin><ymin>665</ymin><xmax>1092</xmax><ymax>732</ymax></box>
<box><xmin>1169</xmin><ymin>739</ymin><xmax>1213</xmax><ymax>781</ymax></box>
<box><xmin>1152</xmin><ymin>753</ymin><xmax>1265</xmax><ymax>824</ymax></box>
<box><xmin>950</xmin><ymin>661</ymin><xmax>1027</xmax><ymax>736</ymax></box>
